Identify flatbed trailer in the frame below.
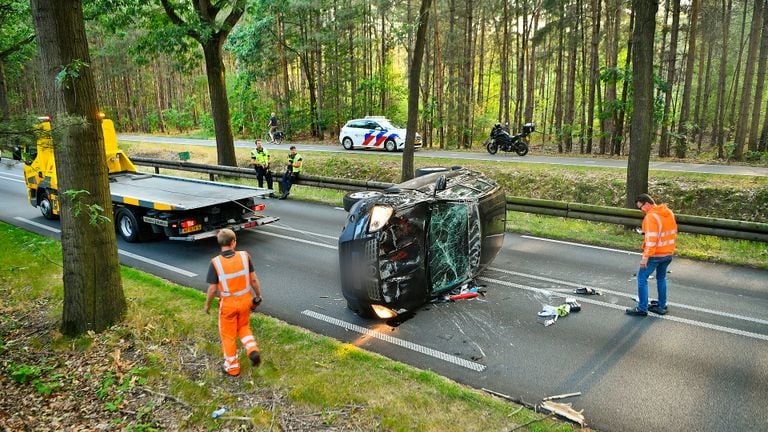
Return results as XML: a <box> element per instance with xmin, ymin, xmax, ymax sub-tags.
<box><xmin>20</xmin><ymin>117</ymin><xmax>278</xmax><ymax>242</ymax></box>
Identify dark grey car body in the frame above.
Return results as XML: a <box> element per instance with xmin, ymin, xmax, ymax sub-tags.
<box><xmin>338</xmin><ymin>168</ymin><xmax>506</xmax><ymax>318</ymax></box>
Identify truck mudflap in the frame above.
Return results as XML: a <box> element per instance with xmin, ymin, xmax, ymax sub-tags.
<box><xmin>167</xmin><ymin>215</ymin><xmax>280</xmax><ymax>241</ymax></box>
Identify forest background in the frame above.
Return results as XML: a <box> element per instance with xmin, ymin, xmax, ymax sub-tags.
<box><xmin>2</xmin><ymin>0</ymin><xmax>768</xmax><ymax>163</ymax></box>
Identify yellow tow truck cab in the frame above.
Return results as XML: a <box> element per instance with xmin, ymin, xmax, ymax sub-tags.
<box><xmin>21</xmin><ymin>116</ymin><xmax>277</xmax><ymax>242</ymax></box>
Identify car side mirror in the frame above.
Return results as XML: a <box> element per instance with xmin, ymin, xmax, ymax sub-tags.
<box><xmin>12</xmin><ymin>146</ymin><xmax>22</xmax><ymax>161</ymax></box>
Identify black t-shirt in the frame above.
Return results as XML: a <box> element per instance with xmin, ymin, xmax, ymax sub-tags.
<box><xmin>206</xmin><ymin>250</ymin><xmax>255</xmax><ymax>284</ymax></box>
<box><xmin>270</xmin><ymin>116</ymin><xmax>277</xmax><ymax>127</ymax></box>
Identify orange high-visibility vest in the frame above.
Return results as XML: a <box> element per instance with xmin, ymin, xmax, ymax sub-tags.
<box><xmin>642</xmin><ymin>204</ymin><xmax>678</xmax><ymax>259</ymax></box>
<box><xmin>211</xmin><ymin>251</ymin><xmax>253</xmax><ymax>299</ymax></box>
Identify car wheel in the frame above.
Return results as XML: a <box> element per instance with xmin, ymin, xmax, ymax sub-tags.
<box><xmin>486</xmin><ymin>139</ymin><xmax>499</xmax><ymax>155</ymax></box>
<box><xmin>415</xmin><ymin>167</ymin><xmax>449</xmax><ymax>177</ymax></box>
<box><xmin>384</xmin><ymin>139</ymin><xmax>397</xmax><ymax>152</ymax></box>
<box><xmin>38</xmin><ymin>190</ymin><xmax>58</xmax><ymax>220</ymax></box>
<box><xmin>116</xmin><ymin>208</ymin><xmax>151</xmax><ymax>242</ymax></box>
<box><xmin>343</xmin><ymin>190</ymin><xmax>383</xmax><ymax>212</ymax></box>
<box><xmin>342</xmin><ymin>137</ymin><xmax>354</xmax><ymax>150</ymax></box>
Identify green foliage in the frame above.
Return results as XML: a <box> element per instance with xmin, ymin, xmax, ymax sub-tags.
<box><xmin>5</xmin><ymin>362</ymin><xmax>63</xmax><ymax>395</ymax></box>
<box><xmin>55</xmin><ymin>59</ymin><xmax>90</xmax><ymax>90</ymax></box>
<box><xmin>63</xmin><ymin>189</ymin><xmax>112</xmax><ymax>225</ymax></box>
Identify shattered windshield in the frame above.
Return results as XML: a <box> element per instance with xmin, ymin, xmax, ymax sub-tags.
<box><xmin>428</xmin><ymin>202</ymin><xmax>470</xmax><ymax>293</ymax></box>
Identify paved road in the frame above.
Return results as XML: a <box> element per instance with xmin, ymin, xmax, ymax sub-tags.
<box><xmin>119</xmin><ymin>134</ymin><xmax>768</xmax><ymax>177</ymax></box>
<box><xmin>2</xmin><ymin>160</ymin><xmax>767</xmax><ymax>432</ymax></box>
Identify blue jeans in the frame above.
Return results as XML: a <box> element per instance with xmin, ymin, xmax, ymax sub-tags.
<box><xmin>637</xmin><ymin>255</ymin><xmax>673</xmax><ymax>311</ymax></box>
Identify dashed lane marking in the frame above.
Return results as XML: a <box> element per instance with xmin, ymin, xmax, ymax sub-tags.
<box><xmin>13</xmin><ymin>217</ymin><xmax>197</xmax><ymax>277</ymax></box>
<box><xmin>302</xmin><ymin>310</ymin><xmax>486</xmax><ymax>372</ymax></box>
<box><xmin>479</xmin><ymin>276</ymin><xmax>768</xmax><ymax>342</ymax></box>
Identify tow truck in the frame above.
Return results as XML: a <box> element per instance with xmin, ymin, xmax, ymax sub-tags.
<box><xmin>18</xmin><ymin>116</ymin><xmax>278</xmax><ymax>242</ymax></box>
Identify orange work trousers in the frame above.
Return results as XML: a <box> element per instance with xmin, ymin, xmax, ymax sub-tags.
<box><xmin>219</xmin><ymin>295</ymin><xmax>259</xmax><ymax>376</ymax></box>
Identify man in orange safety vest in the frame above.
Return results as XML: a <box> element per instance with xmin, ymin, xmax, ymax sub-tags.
<box><xmin>205</xmin><ymin>229</ymin><xmax>262</xmax><ymax>376</ymax></box>
<box><xmin>626</xmin><ymin>194</ymin><xmax>678</xmax><ymax>317</ymax></box>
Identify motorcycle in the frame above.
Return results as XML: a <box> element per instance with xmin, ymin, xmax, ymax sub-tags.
<box><xmin>485</xmin><ymin>122</ymin><xmax>535</xmax><ymax>156</ymax></box>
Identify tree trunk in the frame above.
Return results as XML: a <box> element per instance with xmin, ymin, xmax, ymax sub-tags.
<box><xmin>675</xmin><ymin>0</ymin><xmax>700</xmax><ymax>158</ymax></box>
<box><xmin>403</xmin><ymin>0</ymin><xmax>432</xmax><ymax>181</ymax></box>
<box><xmin>0</xmin><ymin>61</ymin><xmax>8</xmax><ymax>121</ymax></box>
<box><xmin>524</xmin><ymin>7</ymin><xmax>538</xmax><ymax>124</ymax></box>
<box><xmin>554</xmin><ymin>0</ymin><xmax>565</xmax><ymax>153</ymax></box>
<box><xmin>714</xmin><ymin>0</ymin><xmax>732</xmax><ymax>159</ymax></box>
<box><xmin>586</xmin><ymin>0</ymin><xmax>601</xmax><ymax>154</ymax></box>
<box><xmin>202</xmin><ymin>38</ymin><xmax>236</xmax><ymax>166</ymax></box>
<box><xmin>733</xmin><ymin>0</ymin><xmax>764</xmax><ymax>160</ymax></box>
<box><xmin>564</xmin><ymin>11</ymin><xmax>578</xmax><ymax>153</ymax></box>
<box><xmin>278</xmin><ymin>13</ymin><xmax>291</xmax><ymax>115</ymax></box>
<box><xmin>627</xmin><ymin>0</ymin><xmax>659</xmax><ymax>209</ymax></box>
<box><xmin>601</xmin><ymin>0</ymin><xmax>621</xmax><ymax>155</ymax></box>
<box><xmin>727</xmin><ymin>2</ymin><xmax>749</xmax><ymax>129</ymax></box>
<box><xmin>30</xmin><ymin>0</ymin><xmax>125</xmax><ymax>336</ymax></box>
<box><xmin>748</xmin><ymin>1</ymin><xmax>768</xmax><ymax>150</ymax></box>
<box><xmin>614</xmin><ymin>7</ymin><xmax>635</xmax><ymax>155</ymax></box>
<box><xmin>659</xmin><ymin>0</ymin><xmax>680</xmax><ymax>157</ymax></box>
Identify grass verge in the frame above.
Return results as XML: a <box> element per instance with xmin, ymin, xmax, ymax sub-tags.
<box><xmin>122</xmin><ymin>141</ymin><xmax>768</xmax><ymax>269</ymax></box>
<box><xmin>0</xmin><ymin>222</ymin><xmax>576</xmax><ymax>431</ymax></box>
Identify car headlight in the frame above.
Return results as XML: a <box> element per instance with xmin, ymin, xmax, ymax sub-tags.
<box><xmin>368</xmin><ymin>206</ymin><xmax>393</xmax><ymax>233</ymax></box>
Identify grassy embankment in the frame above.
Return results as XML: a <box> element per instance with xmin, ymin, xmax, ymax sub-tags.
<box><xmin>122</xmin><ymin>140</ymin><xmax>768</xmax><ymax>269</ymax></box>
<box><xmin>0</xmin><ymin>222</ymin><xmax>574</xmax><ymax>431</ymax></box>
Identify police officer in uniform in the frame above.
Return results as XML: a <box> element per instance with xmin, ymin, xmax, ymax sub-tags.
<box><xmin>250</xmin><ymin>140</ymin><xmax>275</xmax><ymax>196</ymax></box>
<box><xmin>279</xmin><ymin>146</ymin><xmax>302</xmax><ymax>200</ymax></box>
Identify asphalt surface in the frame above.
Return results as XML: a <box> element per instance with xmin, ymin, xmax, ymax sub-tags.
<box><xmin>1</xmin><ymin>160</ymin><xmax>767</xmax><ymax>432</ymax></box>
<box><xmin>118</xmin><ymin>134</ymin><xmax>768</xmax><ymax>177</ymax></box>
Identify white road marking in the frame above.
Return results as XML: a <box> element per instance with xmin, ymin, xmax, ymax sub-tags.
<box><xmin>520</xmin><ymin>235</ymin><xmax>641</xmax><ymax>255</ymax></box>
<box><xmin>252</xmin><ymin>229</ymin><xmax>338</xmax><ymax>249</ymax></box>
<box><xmin>117</xmin><ymin>250</ymin><xmax>198</xmax><ymax>277</ymax></box>
<box><xmin>13</xmin><ymin>217</ymin><xmax>197</xmax><ymax>277</ymax></box>
<box><xmin>479</xmin><ymin>276</ymin><xmax>768</xmax><ymax>342</ymax></box>
<box><xmin>487</xmin><ymin>266</ymin><xmax>768</xmax><ymax>326</ymax></box>
<box><xmin>0</xmin><ymin>174</ymin><xmax>24</xmax><ymax>183</ymax></box>
<box><xmin>302</xmin><ymin>310</ymin><xmax>486</xmax><ymax>372</ymax></box>
<box><xmin>14</xmin><ymin>216</ymin><xmax>60</xmax><ymax>232</ymax></box>
<box><xmin>265</xmin><ymin>223</ymin><xmax>339</xmax><ymax>240</ymax></box>
<box><xmin>0</xmin><ymin>170</ymin><xmax>23</xmax><ymax>177</ymax></box>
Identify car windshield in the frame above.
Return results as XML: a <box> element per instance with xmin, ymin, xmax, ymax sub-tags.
<box><xmin>379</xmin><ymin>120</ymin><xmax>401</xmax><ymax>130</ymax></box>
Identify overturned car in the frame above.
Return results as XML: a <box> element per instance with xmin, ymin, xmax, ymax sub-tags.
<box><xmin>339</xmin><ymin>167</ymin><xmax>506</xmax><ymax>319</ymax></box>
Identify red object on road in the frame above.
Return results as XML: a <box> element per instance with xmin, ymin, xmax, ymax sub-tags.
<box><xmin>449</xmin><ymin>292</ymin><xmax>479</xmax><ymax>301</ymax></box>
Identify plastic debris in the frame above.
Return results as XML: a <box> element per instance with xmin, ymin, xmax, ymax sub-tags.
<box><xmin>574</xmin><ymin>287</ymin><xmax>601</xmax><ymax>296</ymax></box>
<box><xmin>211</xmin><ymin>407</ymin><xmax>229</xmax><ymax>419</ymax></box>
<box><xmin>540</xmin><ymin>401</ymin><xmax>586</xmax><ymax>426</ymax></box>
<box><xmin>565</xmin><ymin>298</ymin><xmax>581</xmax><ymax>312</ymax></box>
<box><xmin>555</xmin><ymin>304</ymin><xmax>571</xmax><ymax>317</ymax></box>
<box><xmin>449</xmin><ymin>292</ymin><xmax>479</xmax><ymax>301</ymax></box>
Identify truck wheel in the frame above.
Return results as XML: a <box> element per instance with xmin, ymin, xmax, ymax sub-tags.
<box><xmin>116</xmin><ymin>208</ymin><xmax>151</xmax><ymax>242</ymax></box>
<box><xmin>343</xmin><ymin>190</ymin><xmax>383</xmax><ymax>212</ymax></box>
<box><xmin>39</xmin><ymin>191</ymin><xmax>58</xmax><ymax>220</ymax></box>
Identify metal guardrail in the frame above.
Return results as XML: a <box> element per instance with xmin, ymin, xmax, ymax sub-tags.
<box><xmin>131</xmin><ymin>157</ymin><xmax>768</xmax><ymax>242</ymax></box>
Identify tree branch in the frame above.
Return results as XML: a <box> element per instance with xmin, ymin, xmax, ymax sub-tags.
<box><xmin>219</xmin><ymin>0</ymin><xmax>246</xmax><ymax>38</ymax></box>
<box><xmin>159</xmin><ymin>0</ymin><xmax>201</xmax><ymax>40</ymax></box>
<box><xmin>0</xmin><ymin>34</ymin><xmax>36</xmax><ymax>60</ymax></box>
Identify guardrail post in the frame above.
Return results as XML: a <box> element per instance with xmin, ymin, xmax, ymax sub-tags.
<box><xmin>154</xmin><ymin>167</ymin><xmax>160</xmax><ymax>174</ymax></box>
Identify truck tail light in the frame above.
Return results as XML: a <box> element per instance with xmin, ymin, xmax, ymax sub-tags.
<box><xmin>180</xmin><ymin>219</ymin><xmax>197</xmax><ymax>229</ymax></box>
<box><xmin>252</xmin><ymin>204</ymin><xmax>266</xmax><ymax>212</ymax></box>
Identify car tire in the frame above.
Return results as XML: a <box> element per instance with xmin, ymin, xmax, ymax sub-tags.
<box><xmin>342</xmin><ymin>137</ymin><xmax>354</xmax><ymax>150</ymax></box>
<box><xmin>415</xmin><ymin>167</ymin><xmax>449</xmax><ymax>177</ymax></box>
<box><xmin>384</xmin><ymin>139</ymin><xmax>397</xmax><ymax>152</ymax></box>
<box><xmin>38</xmin><ymin>190</ymin><xmax>58</xmax><ymax>220</ymax></box>
<box><xmin>343</xmin><ymin>190</ymin><xmax>383</xmax><ymax>212</ymax></box>
<box><xmin>116</xmin><ymin>207</ymin><xmax>151</xmax><ymax>242</ymax></box>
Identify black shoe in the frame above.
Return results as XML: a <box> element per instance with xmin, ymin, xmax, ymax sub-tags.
<box><xmin>648</xmin><ymin>305</ymin><xmax>668</xmax><ymax>315</ymax></box>
<box><xmin>278</xmin><ymin>194</ymin><xmax>288</xmax><ymax>200</ymax></box>
<box><xmin>626</xmin><ymin>307</ymin><xmax>648</xmax><ymax>316</ymax></box>
<box><xmin>249</xmin><ymin>351</ymin><xmax>261</xmax><ymax>367</ymax></box>
<box><xmin>269</xmin><ymin>193</ymin><xmax>277</xmax><ymax>198</ymax></box>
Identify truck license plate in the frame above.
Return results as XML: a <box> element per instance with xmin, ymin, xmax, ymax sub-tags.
<box><xmin>181</xmin><ymin>225</ymin><xmax>202</xmax><ymax>234</ymax></box>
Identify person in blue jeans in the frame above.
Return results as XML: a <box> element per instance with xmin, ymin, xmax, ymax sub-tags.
<box><xmin>627</xmin><ymin>194</ymin><xmax>678</xmax><ymax>317</ymax></box>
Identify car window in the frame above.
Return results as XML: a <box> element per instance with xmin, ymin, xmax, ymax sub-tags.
<box><xmin>427</xmin><ymin>202</ymin><xmax>470</xmax><ymax>293</ymax></box>
<box><xmin>366</xmin><ymin>121</ymin><xmax>381</xmax><ymax>129</ymax></box>
<box><xmin>348</xmin><ymin>120</ymin><xmax>366</xmax><ymax>128</ymax></box>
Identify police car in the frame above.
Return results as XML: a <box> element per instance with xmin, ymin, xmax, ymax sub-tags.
<box><xmin>339</xmin><ymin>116</ymin><xmax>422</xmax><ymax>152</ymax></box>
